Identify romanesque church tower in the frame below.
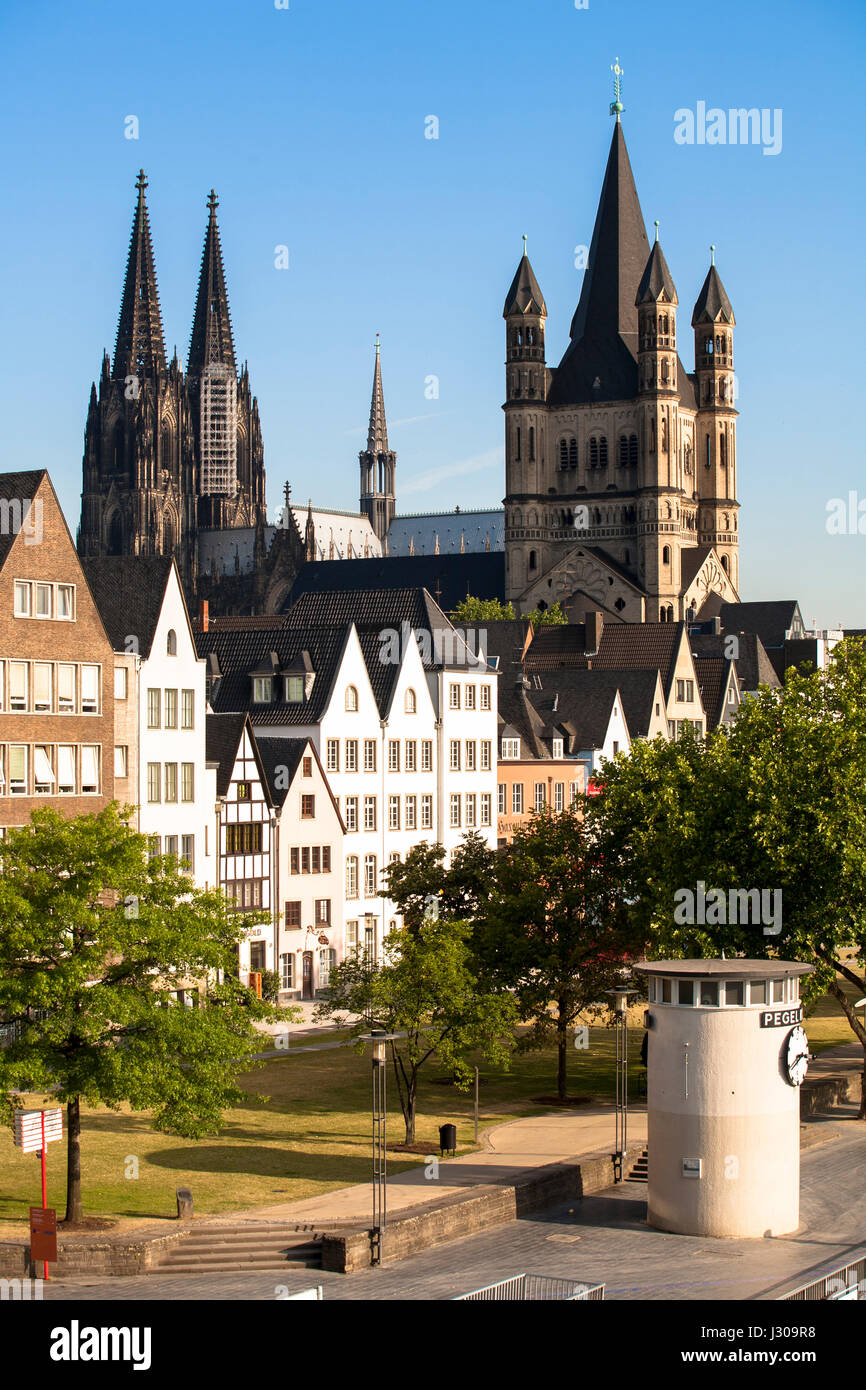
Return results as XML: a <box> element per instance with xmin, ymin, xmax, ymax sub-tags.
<box><xmin>503</xmin><ymin>94</ymin><xmax>739</xmax><ymax>623</ymax></box>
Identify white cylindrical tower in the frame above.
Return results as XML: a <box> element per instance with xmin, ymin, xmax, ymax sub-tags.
<box><xmin>636</xmin><ymin>959</ymin><xmax>812</xmax><ymax>1239</ymax></box>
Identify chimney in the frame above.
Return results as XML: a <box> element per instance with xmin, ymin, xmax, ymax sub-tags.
<box><xmin>585</xmin><ymin>610</ymin><xmax>603</xmax><ymax>656</ymax></box>
<box><xmin>199</xmin><ymin>599</ymin><xmax>209</xmax><ymax>632</ymax></box>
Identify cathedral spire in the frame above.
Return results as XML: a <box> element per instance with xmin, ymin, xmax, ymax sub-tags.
<box><xmin>113</xmin><ymin>170</ymin><xmax>167</xmax><ymax>379</ymax></box>
<box><xmin>188</xmin><ymin>189</ymin><xmax>236</xmax><ymax>379</ymax></box>
<box><xmin>366</xmin><ymin>334</ymin><xmax>389</xmax><ymax>454</ymax></box>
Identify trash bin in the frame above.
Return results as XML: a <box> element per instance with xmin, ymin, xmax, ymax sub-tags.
<box><xmin>439</xmin><ymin>1123</ymin><xmax>457</xmax><ymax>1156</ymax></box>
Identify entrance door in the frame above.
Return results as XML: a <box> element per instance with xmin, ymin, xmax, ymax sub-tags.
<box><xmin>250</xmin><ymin>942</ymin><xmax>266</xmax><ymax>973</ymax></box>
<box><xmin>302</xmin><ymin>951</ymin><xmax>314</xmax><ymax>1000</ymax></box>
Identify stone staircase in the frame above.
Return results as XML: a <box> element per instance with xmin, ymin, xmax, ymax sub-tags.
<box><xmin>154</xmin><ymin>1221</ymin><xmax>324</xmax><ymax>1273</ymax></box>
<box><xmin>626</xmin><ymin>1149</ymin><xmax>648</xmax><ymax>1183</ymax></box>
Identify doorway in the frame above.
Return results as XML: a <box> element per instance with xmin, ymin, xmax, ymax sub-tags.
<box><xmin>302</xmin><ymin>951</ymin><xmax>314</xmax><ymax>1000</ymax></box>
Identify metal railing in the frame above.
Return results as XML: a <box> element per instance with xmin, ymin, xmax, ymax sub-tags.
<box><xmin>780</xmin><ymin>1250</ymin><xmax>866</xmax><ymax>1301</ymax></box>
<box><xmin>454</xmin><ymin>1273</ymin><xmax>605</xmax><ymax>1302</ymax></box>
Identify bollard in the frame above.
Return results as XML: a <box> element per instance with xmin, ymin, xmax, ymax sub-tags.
<box><xmin>176</xmin><ymin>1187</ymin><xmax>194</xmax><ymax>1220</ymax></box>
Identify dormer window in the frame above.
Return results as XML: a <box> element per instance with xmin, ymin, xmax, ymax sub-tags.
<box><xmin>253</xmin><ymin>676</ymin><xmax>273</xmax><ymax>703</ymax></box>
<box><xmin>502</xmin><ymin>738</ymin><xmax>520</xmax><ymax>759</ymax></box>
<box><xmin>284</xmin><ymin>675</ymin><xmax>304</xmax><ymax>703</ymax></box>
<box><xmin>552</xmin><ymin>738</ymin><xmax>564</xmax><ymax>759</ymax></box>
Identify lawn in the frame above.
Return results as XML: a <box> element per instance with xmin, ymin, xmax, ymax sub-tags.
<box><xmin>0</xmin><ymin>991</ymin><xmax>858</xmax><ymax>1232</ymax></box>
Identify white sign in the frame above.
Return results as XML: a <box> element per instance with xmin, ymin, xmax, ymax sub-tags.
<box><xmin>13</xmin><ymin>1109</ymin><xmax>63</xmax><ymax>1154</ymax></box>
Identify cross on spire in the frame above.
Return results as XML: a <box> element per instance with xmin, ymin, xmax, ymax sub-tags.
<box><xmin>610</xmin><ymin>57</ymin><xmax>624</xmax><ymax>120</ymax></box>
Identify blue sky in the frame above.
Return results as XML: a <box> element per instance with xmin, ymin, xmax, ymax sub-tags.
<box><xmin>1</xmin><ymin>0</ymin><xmax>864</xmax><ymax>625</ymax></box>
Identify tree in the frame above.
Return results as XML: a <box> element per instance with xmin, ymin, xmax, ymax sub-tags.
<box><xmin>451</xmin><ymin>595</ymin><xmax>516</xmax><ymax>624</ymax></box>
<box><xmin>526</xmin><ymin>602</ymin><xmax>567</xmax><ymax>627</ymax></box>
<box><xmin>315</xmin><ymin>917</ymin><xmax>517</xmax><ymax>1144</ymax></box>
<box><xmin>380</xmin><ymin>832</ymin><xmax>496</xmax><ymax>932</ymax></box>
<box><xmin>588</xmin><ymin>639</ymin><xmax>866</xmax><ymax>1115</ymax></box>
<box><xmin>0</xmin><ymin>806</ymin><xmax>294</xmax><ymax>1222</ymax></box>
<box><xmin>478</xmin><ymin>807</ymin><xmax>643</xmax><ymax>1100</ymax></box>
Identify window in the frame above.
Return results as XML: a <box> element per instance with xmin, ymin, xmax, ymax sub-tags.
<box><xmin>364</xmin><ymin>854</ymin><xmax>377</xmax><ymax>896</ymax></box>
<box><xmin>345</xmin><ymin>921</ymin><xmax>359</xmax><ymax>957</ymax></box>
<box><xmin>285</xmin><ymin>675</ymin><xmax>304</xmax><ymax>703</ymax></box>
<box><xmin>181</xmin><ymin>763</ymin><xmax>194</xmax><ymax>802</ymax></box>
<box><xmin>480</xmin><ymin>793</ymin><xmax>492</xmax><ymax>826</ymax></box>
<box><xmin>363</xmin><ymin>739</ymin><xmax>377</xmax><ymax>772</ymax></box>
<box><xmin>166</xmin><ymin>629</ymin><xmax>177</xmax><ymax>656</ymax></box>
<box><xmin>346</xmin><ymin>856</ymin><xmax>359</xmax><ymax>898</ymax></box>
<box><xmin>147</xmin><ymin>762</ymin><xmax>161</xmax><ymax>802</ymax></box>
<box><xmin>364</xmin><ymin>922</ymin><xmax>376</xmax><ymax>962</ymax></box>
<box><xmin>450</xmin><ymin>794</ymin><xmax>461</xmax><ymax>828</ymax></box>
<box><xmin>114</xmin><ymin>745</ymin><xmax>128</xmax><ymax>778</ymax></box>
<box><xmin>227</xmin><ymin>880</ymin><xmax>263</xmax><ymax>911</ymax></box>
<box><xmin>405</xmin><ymin>795</ymin><xmax>417</xmax><ymax>829</ymax></box>
<box><xmin>57</xmin><ymin>745</ymin><xmax>75</xmax><ymax>794</ymax></box>
<box><xmin>319</xmin><ymin>947</ymin><xmax>336</xmax><ymax>987</ymax></box>
<box><xmin>421</xmin><ymin>794</ymin><xmax>433</xmax><ymax>829</ymax></box>
<box><xmin>58</xmin><ymin>664</ymin><xmax>75</xmax><ymax>713</ymax></box>
<box><xmin>345</xmin><ymin>739</ymin><xmax>358</xmax><ymax>772</ymax></box>
<box><xmin>569</xmin><ymin>780</ymin><xmax>580</xmax><ymax>805</ymax></box>
<box><xmin>724</xmin><ymin>981</ymin><xmax>744</xmax><ymax>1006</ymax></box>
<box><xmin>57</xmin><ymin>585</ymin><xmax>74</xmax><ymax>620</ymax></box>
<box><xmin>465</xmin><ymin>742</ymin><xmax>476</xmax><ymax>772</ymax></box>
<box><xmin>285</xmin><ymin>901</ymin><xmax>302</xmax><ymax>928</ymax></box>
<box><xmin>302</xmin><ymin>756</ymin><xmax>313</xmax><ymax>777</ymax></box>
<box><xmin>34</xmin><ymin>661</ymin><xmax>53</xmax><ymax>711</ymax></box>
<box><xmin>301</xmin><ymin>794</ymin><xmax>315</xmax><ymax>818</ymax></box>
<box><xmin>552</xmin><ymin>738</ymin><xmax>564</xmax><ymax>760</ymax></box>
<box><xmin>148</xmin><ymin>836</ymin><xmax>161</xmax><ymax>861</ymax></box>
<box><xmin>676</xmin><ymin>679</ymin><xmax>695</xmax><ymax>703</ymax></box>
<box><xmin>770</xmin><ymin>978</ymin><xmax>784</xmax><ymax>1004</ymax></box>
<box><xmin>405</xmin><ymin>688</ymin><xmax>416</xmax><ymax>713</ymax></box>
<box><xmin>405</xmin><ymin>740</ymin><xmax>417</xmax><ymax>772</ymax></box>
<box><xmin>81</xmin><ymin>665</ymin><xmax>99</xmax><ymax>714</ymax></box>
<box><xmin>502</xmin><ymin>738</ymin><xmax>520</xmax><ymax>759</ymax></box>
<box><xmin>165</xmin><ymin>835</ymin><xmax>178</xmax><ymax>859</ymax></box>
<box><xmin>662</xmin><ymin>545</ymin><xmax>671</xmax><ymax>566</ymax></box>
<box><xmin>181</xmin><ymin>689</ymin><xmax>194</xmax><ymax>729</ymax></box>
<box><xmin>164</xmin><ymin>689</ymin><xmax>178</xmax><ymax>729</ymax></box>
<box><xmin>554</xmin><ymin>782</ymin><xmax>565</xmax><ymax>812</ymax></box>
<box><xmin>498</xmin><ymin>783</ymin><xmax>506</xmax><ymax>814</ymax></box>
<box><xmin>315</xmin><ymin>899</ymin><xmax>331</xmax><ymax>925</ymax></box>
<box><xmin>388</xmin><ymin>795</ymin><xmax>401</xmax><ymax>830</ymax></box>
<box><xmin>9</xmin><ymin>745</ymin><xmax>27</xmax><ymax>795</ymax></box>
<box><xmin>480</xmin><ymin>740</ymin><xmax>491</xmax><ymax>771</ymax></box>
<box><xmin>181</xmin><ymin>835</ymin><xmax>195</xmax><ymax>874</ymax></box>
<box><xmin>345</xmin><ymin>685</ymin><xmax>358</xmax><ymax>712</ymax></box>
<box><xmin>225</xmin><ymin>823</ymin><xmax>263</xmax><ymax>854</ymax></box>
<box><xmin>449</xmin><ymin>683</ymin><xmax>460</xmax><ymax>709</ymax></box>
<box><xmin>164</xmin><ymin>763</ymin><xmax>178</xmax><ymax>802</ymax></box>
<box><xmin>290</xmin><ymin>847</ymin><xmax>299</xmax><ymax>873</ymax></box>
<box><xmin>465</xmin><ymin>685</ymin><xmax>476</xmax><ymax>710</ymax></box>
<box><xmin>345</xmin><ymin>796</ymin><xmax>358</xmax><ymax>832</ymax></box>
<box><xmin>699</xmin><ymin>980</ymin><xmax>719</xmax><ymax>1007</ymax></box>
<box><xmin>512</xmin><ymin>784</ymin><xmax>524</xmax><ymax>814</ymax></box>
<box><xmin>678</xmin><ymin>979</ymin><xmax>695</xmax><ymax>1006</ymax></box>
<box><xmin>34</xmin><ymin>746</ymin><xmax>54</xmax><ymax>794</ymax></box>
<box><xmin>114</xmin><ymin>666</ymin><xmax>128</xmax><ymax>700</ymax></box>
<box><xmin>9</xmin><ymin>662</ymin><xmax>27</xmax><ymax>711</ymax></box>
<box><xmin>480</xmin><ymin>685</ymin><xmax>491</xmax><ymax>711</ymax></box>
<box><xmin>14</xmin><ymin>581</ymin><xmax>31</xmax><ymax>616</ymax></box>
<box><xmin>535</xmin><ymin>783</ymin><xmax>546</xmax><ymax>811</ymax></box>
<box><xmin>449</xmin><ymin>740</ymin><xmax>461</xmax><ymax>771</ymax></box>
<box><xmin>237</xmin><ymin>782</ymin><xmax>251</xmax><ymax>799</ymax></box>
<box><xmin>326</xmin><ymin>739</ymin><xmax>339</xmax><ymax>772</ymax></box>
<box><xmin>750</xmin><ymin>979</ymin><xmax>767</xmax><ymax>1005</ymax></box>
<box><xmin>364</xmin><ymin>796</ymin><xmax>376</xmax><ymax>831</ymax></box>
<box><xmin>421</xmin><ymin>741</ymin><xmax>433</xmax><ymax>772</ymax></box>
<box><xmin>35</xmin><ymin>583</ymin><xmax>53</xmax><ymax>618</ymax></box>
<box><xmin>465</xmin><ymin>793</ymin><xmax>476</xmax><ymax>827</ymax></box>
<box><xmin>147</xmin><ymin>688</ymin><xmax>161</xmax><ymax>728</ymax></box>
<box><xmin>80</xmin><ymin>745</ymin><xmax>100</xmax><ymax>794</ymax></box>
<box><xmin>253</xmin><ymin>677</ymin><xmax>272</xmax><ymax>704</ymax></box>
<box><xmin>388</xmin><ymin>740</ymin><xmax>400</xmax><ymax>773</ymax></box>
<box><xmin>280</xmin><ymin>953</ymin><xmax>295</xmax><ymax>989</ymax></box>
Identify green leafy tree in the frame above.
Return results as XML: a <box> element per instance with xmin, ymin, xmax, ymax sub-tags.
<box><xmin>451</xmin><ymin>596</ymin><xmax>516</xmax><ymax>623</ymax></box>
<box><xmin>380</xmin><ymin>832</ymin><xmax>496</xmax><ymax>932</ymax></box>
<box><xmin>0</xmin><ymin>806</ymin><xmax>294</xmax><ymax>1222</ymax></box>
<box><xmin>478</xmin><ymin>807</ymin><xmax>643</xmax><ymax>1100</ymax></box>
<box><xmin>588</xmin><ymin>639</ymin><xmax>866</xmax><ymax>1114</ymax></box>
<box><xmin>526</xmin><ymin>601</ymin><xmax>567</xmax><ymax>627</ymax></box>
<box><xmin>315</xmin><ymin>918</ymin><xmax>517</xmax><ymax>1144</ymax></box>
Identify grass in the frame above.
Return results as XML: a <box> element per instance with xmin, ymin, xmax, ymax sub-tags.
<box><xmin>0</xmin><ymin>992</ymin><xmax>858</xmax><ymax>1231</ymax></box>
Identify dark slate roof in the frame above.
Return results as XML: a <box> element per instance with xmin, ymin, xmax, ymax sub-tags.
<box><xmin>256</xmin><ymin>737</ymin><xmax>309</xmax><ymax>807</ymax></box>
<box><xmin>0</xmin><ymin>470</ymin><xmax>49</xmax><ymax>570</ymax></box>
<box><xmin>693</xmin><ymin>655</ymin><xmax>729</xmax><ymax>728</ymax></box>
<box><xmin>198</xmin><ymin>624</ymin><xmax>351</xmax><ymax>725</ymax></box>
<box><xmin>205</xmin><ymin>712</ymin><xmax>249</xmax><ymax>796</ymax></box>
<box><xmin>690</xmin><ymin>632</ymin><xmax>780</xmax><ymax>693</ymax></box>
<box><xmin>719</xmin><ymin>601</ymin><xmax>803</xmax><ymax>651</ymax></box>
<box><xmin>526</xmin><ymin>669</ymin><xmax>623</xmax><ymax>752</ymax></box>
<box><xmin>503</xmin><ymin>253</ymin><xmax>547</xmax><ymax>317</ymax></box>
<box><xmin>287</xmin><ymin>552</ymin><xmax>505</xmax><ymax>612</ymax></box>
<box><xmin>81</xmin><ymin>555</ymin><xmax>175</xmax><ymax>657</ymax></box>
<box><xmin>636</xmin><ymin>241</ymin><xmax>678</xmax><ymax>305</ymax></box>
<box><xmin>285</xmin><ymin>586</ymin><xmax>453</xmax><ymax>640</ymax></box>
<box><xmin>527</xmin><ymin>620</ymin><xmax>685</xmax><ymax>699</ymax></box>
<box><xmin>691</xmin><ymin>263</ymin><xmax>735</xmax><ymax>326</ymax></box>
<box><xmin>475</xmin><ymin>619</ymin><xmax>534</xmax><ymax>670</ymax></box>
<box><xmin>498</xmin><ymin>676</ymin><xmax>549</xmax><ymax>759</ymax></box>
<box><xmin>680</xmin><ymin>546</ymin><xmax>716</xmax><ymax>592</ymax></box>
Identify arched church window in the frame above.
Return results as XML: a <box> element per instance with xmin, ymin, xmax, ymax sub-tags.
<box><xmin>559</xmin><ymin>439</ymin><xmax>568</xmax><ymax>470</ymax></box>
<box><xmin>569</xmin><ymin>438</ymin><xmax>578</xmax><ymax>468</ymax></box>
<box><xmin>107</xmin><ymin>511</ymin><xmax>123</xmax><ymax>556</ymax></box>
<box><xmin>660</xmin><ymin>606</ymin><xmax>668</xmax><ymax>622</ymax></box>
<box><xmin>661</xmin><ymin>419</ymin><xmax>668</xmax><ymax>452</ymax></box>
<box><xmin>516</xmin><ymin>427</ymin><xmax>521</xmax><ymax>462</ymax></box>
<box><xmin>705</xmin><ymin>338</ymin><xmax>714</xmax><ymax>355</ymax></box>
<box><xmin>111</xmin><ymin>421</ymin><xmax>126</xmax><ymax>479</ymax></box>
<box><xmin>662</xmin><ymin>545</ymin><xmax>670</xmax><ymax>565</ymax></box>
<box><xmin>589</xmin><ymin>437</ymin><xmax>599</xmax><ymax>469</ymax></box>
<box><xmin>721</xmin><ymin>554</ymin><xmax>729</xmax><ymax>573</ymax></box>
<box><xmin>719</xmin><ymin>431</ymin><xmax>727</xmax><ymax>466</ymax></box>
<box><xmin>529</xmin><ymin>427</ymin><xmax>535</xmax><ymax>462</ymax></box>
<box><xmin>599</xmin><ymin>436</ymin><xmax>608</xmax><ymax>467</ymax></box>
<box><xmin>650</xmin><ymin>419</ymin><xmax>656</xmax><ymax>452</ymax></box>
<box><xmin>705</xmin><ymin>434</ymin><xmax>712</xmax><ymax>468</ymax></box>
<box><xmin>528</xmin><ymin>550</ymin><xmax>537</xmax><ymax>571</ymax></box>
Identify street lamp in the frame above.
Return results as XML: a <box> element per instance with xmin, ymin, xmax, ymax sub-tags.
<box><xmin>605</xmin><ymin>986</ymin><xmax>637</xmax><ymax>1182</ymax></box>
<box><xmin>357</xmin><ymin>1028</ymin><xmax>406</xmax><ymax>1265</ymax></box>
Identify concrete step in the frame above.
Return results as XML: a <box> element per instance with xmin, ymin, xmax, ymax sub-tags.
<box><xmin>155</xmin><ymin>1225</ymin><xmax>324</xmax><ymax>1272</ymax></box>
<box><xmin>626</xmin><ymin>1148</ymin><xmax>649</xmax><ymax>1182</ymax></box>
<box><xmin>169</xmin><ymin>1230</ymin><xmax>323</xmax><ymax>1249</ymax></box>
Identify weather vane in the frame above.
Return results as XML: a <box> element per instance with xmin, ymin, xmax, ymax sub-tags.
<box><xmin>610</xmin><ymin>58</ymin><xmax>624</xmax><ymax>120</ymax></box>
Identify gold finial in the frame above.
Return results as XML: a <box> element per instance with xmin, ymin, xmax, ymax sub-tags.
<box><xmin>610</xmin><ymin>58</ymin><xmax>624</xmax><ymax>119</ymax></box>
<box><xmin>710</xmin><ymin>244</ymin><xmax>716</xmax><ymax>266</ymax></box>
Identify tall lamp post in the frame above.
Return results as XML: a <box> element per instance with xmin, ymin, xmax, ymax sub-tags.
<box><xmin>358</xmin><ymin>1028</ymin><xmax>406</xmax><ymax>1265</ymax></box>
<box><xmin>605</xmin><ymin>986</ymin><xmax>636</xmax><ymax>1182</ymax></box>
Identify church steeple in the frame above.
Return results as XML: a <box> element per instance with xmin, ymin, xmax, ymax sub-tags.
<box><xmin>359</xmin><ymin>336</ymin><xmax>397</xmax><ymax>544</ymax></box>
<box><xmin>113</xmin><ymin>171</ymin><xmax>167</xmax><ymax>380</ymax></box>
<box><xmin>188</xmin><ymin>190</ymin><xmax>236</xmax><ymax>379</ymax></box>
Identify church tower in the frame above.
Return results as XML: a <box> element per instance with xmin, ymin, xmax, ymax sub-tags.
<box><xmin>78</xmin><ymin>171</ymin><xmax>195</xmax><ymax>587</ymax></box>
<box><xmin>187</xmin><ymin>190</ymin><xmax>266</xmax><ymax>534</ymax></box>
<box><xmin>693</xmin><ymin>251</ymin><xmax>739</xmax><ymax>591</ymax></box>
<box><xmin>359</xmin><ymin>337</ymin><xmax>396</xmax><ymax>542</ymax></box>
<box><xmin>503</xmin><ymin>239</ymin><xmax>549</xmax><ymax>598</ymax></box>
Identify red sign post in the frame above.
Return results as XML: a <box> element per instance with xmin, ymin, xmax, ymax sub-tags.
<box><xmin>14</xmin><ymin>1108</ymin><xmax>63</xmax><ymax>1280</ymax></box>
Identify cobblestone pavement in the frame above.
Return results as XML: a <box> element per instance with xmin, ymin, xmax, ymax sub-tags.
<box><xmin>41</xmin><ymin>1125</ymin><xmax>866</xmax><ymax>1302</ymax></box>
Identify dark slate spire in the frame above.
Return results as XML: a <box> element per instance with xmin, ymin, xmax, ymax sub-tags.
<box><xmin>503</xmin><ymin>240</ymin><xmax>547</xmax><ymax>317</ymax></box>
<box><xmin>188</xmin><ymin>190</ymin><xmax>237</xmax><ymax>378</ymax></box>
<box><xmin>636</xmin><ymin>235</ymin><xmax>678</xmax><ymax>305</ymax></box>
<box><xmin>691</xmin><ymin>254</ymin><xmax>735</xmax><ymax>326</ymax></box>
<box><xmin>366</xmin><ymin>335</ymin><xmax>389</xmax><ymax>454</ymax></box>
<box><xmin>569</xmin><ymin>122</ymin><xmax>650</xmax><ymax>345</ymax></box>
<box><xmin>113</xmin><ymin>171</ymin><xmax>167</xmax><ymax>379</ymax></box>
